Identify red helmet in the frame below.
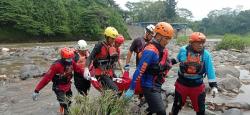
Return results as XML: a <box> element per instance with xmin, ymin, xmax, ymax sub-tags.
<box><xmin>60</xmin><ymin>47</ymin><xmax>74</xmax><ymax>59</ymax></box>
<box><xmin>115</xmin><ymin>35</ymin><xmax>125</xmax><ymax>44</ymax></box>
<box><xmin>189</xmin><ymin>32</ymin><xmax>206</xmax><ymax>43</ymax></box>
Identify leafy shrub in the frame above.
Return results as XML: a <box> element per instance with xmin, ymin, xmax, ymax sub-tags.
<box><xmin>216</xmin><ymin>34</ymin><xmax>247</xmax><ymax>50</ymax></box>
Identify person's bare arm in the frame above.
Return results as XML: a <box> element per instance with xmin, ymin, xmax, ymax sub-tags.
<box><xmin>125</xmin><ymin>50</ymin><xmax>133</xmax><ymax>65</ymax></box>
<box><xmin>118</xmin><ymin>59</ymin><xmax>124</xmax><ymax>73</ymax></box>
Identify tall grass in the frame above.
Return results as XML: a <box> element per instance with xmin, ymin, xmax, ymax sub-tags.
<box><xmin>69</xmin><ymin>90</ymin><xmax>130</xmax><ymax>115</ymax></box>
<box><xmin>215</xmin><ymin>34</ymin><xmax>250</xmax><ymax>50</ymax></box>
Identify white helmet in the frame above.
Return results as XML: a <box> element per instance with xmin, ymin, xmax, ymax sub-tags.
<box><xmin>77</xmin><ymin>40</ymin><xmax>88</xmax><ymax>51</ymax></box>
<box><xmin>145</xmin><ymin>24</ymin><xmax>155</xmax><ymax>35</ymax></box>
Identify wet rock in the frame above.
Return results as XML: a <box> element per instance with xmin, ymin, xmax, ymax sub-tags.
<box><xmin>0</xmin><ymin>68</ymin><xmax>7</xmax><ymax>74</ymax></box>
<box><xmin>0</xmin><ymin>103</ymin><xmax>8</xmax><ymax>113</ymax></box>
<box><xmin>213</xmin><ymin>55</ymin><xmax>223</xmax><ymax>64</ymax></box>
<box><xmin>226</xmin><ymin>102</ymin><xmax>250</xmax><ymax>110</ymax></box>
<box><xmin>216</xmin><ymin>66</ymin><xmax>240</xmax><ymax>78</ymax></box>
<box><xmin>1</xmin><ymin>48</ymin><xmax>10</xmax><ymax>52</ymax></box>
<box><xmin>241</xmin><ymin>79</ymin><xmax>250</xmax><ymax>85</ymax></box>
<box><xmin>246</xmin><ymin>48</ymin><xmax>250</xmax><ymax>53</ymax></box>
<box><xmin>222</xmin><ymin>108</ymin><xmax>242</xmax><ymax>115</ymax></box>
<box><xmin>19</xmin><ymin>65</ymin><xmax>46</xmax><ymax>80</ymax></box>
<box><xmin>0</xmin><ymin>53</ymin><xmax>12</xmax><ymax>59</ymax></box>
<box><xmin>240</xmin><ymin>58</ymin><xmax>250</xmax><ymax>65</ymax></box>
<box><xmin>0</xmin><ymin>75</ymin><xmax>7</xmax><ymax>81</ymax></box>
<box><xmin>236</xmin><ymin>53</ymin><xmax>249</xmax><ymax>59</ymax></box>
<box><xmin>244</xmin><ymin>64</ymin><xmax>250</xmax><ymax>71</ymax></box>
<box><xmin>205</xmin><ymin>109</ymin><xmax>217</xmax><ymax>115</ymax></box>
<box><xmin>218</xmin><ymin>74</ymin><xmax>241</xmax><ymax>91</ymax></box>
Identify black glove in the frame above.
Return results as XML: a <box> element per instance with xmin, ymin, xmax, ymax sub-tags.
<box><xmin>209</xmin><ymin>82</ymin><xmax>218</xmax><ymax>88</ymax></box>
<box><xmin>170</xmin><ymin>58</ymin><xmax>178</xmax><ymax>65</ymax></box>
<box><xmin>159</xmin><ymin>62</ymin><xmax>172</xmax><ymax>71</ymax></box>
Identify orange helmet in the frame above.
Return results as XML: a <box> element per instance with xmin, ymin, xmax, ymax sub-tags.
<box><xmin>60</xmin><ymin>47</ymin><xmax>74</xmax><ymax>59</ymax></box>
<box><xmin>154</xmin><ymin>22</ymin><xmax>174</xmax><ymax>38</ymax></box>
<box><xmin>189</xmin><ymin>32</ymin><xmax>206</xmax><ymax>43</ymax></box>
<box><xmin>115</xmin><ymin>35</ymin><xmax>125</xmax><ymax>44</ymax></box>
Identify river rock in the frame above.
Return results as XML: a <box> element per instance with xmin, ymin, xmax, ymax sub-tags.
<box><xmin>240</xmin><ymin>58</ymin><xmax>250</xmax><ymax>65</ymax></box>
<box><xmin>218</xmin><ymin>74</ymin><xmax>241</xmax><ymax>91</ymax></box>
<box><xmin>222</xmin><ymin>108</ymin><xmax>243</xmax><ymax>115</ymax></box>
<box><xmin>241</xmin><ymin>79</ymin><xmax>250</xmax><ymax>85</ymax></box>
<box><xmin>0</xmin><ymin>75</ymin><xmax>7</xmax><ymax>81</ymax></box>
<box><xmin>236</xmin><ymin>53</ymin><xmax>249</xmax><ymax>59</ymax></box>
<box><xmin>205</xmin><ymin>109</ymin><xmax>217</xmax><ymax>115</ymax></box>
<box><xmin>244</xmin><ymin>64</ymin><xmax>250</xmax><ymax>71</ymax></box>
<box><xmin>19</xmin><ymin>65</ymin><xmax>46</xmax><ymax>80</ymax></box>
<box><xmin>1</xmin><ymin>48</ymin><xmax>10</xmax><ymax>52</ymax></box>
<box><xmin>216</xmin><ymin>66</ymin><xmax>240</xmax><ymax>78</ymax></box>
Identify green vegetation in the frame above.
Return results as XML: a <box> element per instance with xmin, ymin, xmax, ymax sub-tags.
<box><xmin>176</xmin><ymin>35</ymin><xmax>188</xmax><ymax>45</ymax></box>
<box><xmin>125</xmin><ymin>0</ymin><xmax>180</xmax><ymax>23</ymax></box>
<box><xmin>0</xmin><ymin>0</ymin><xmax>130</xmax><ymax>42</ymax></box>
<box><xmin>197</xmin><ymin>8</ymin><xmax>250</xmax><ymax>35</ymax></box>
<box><xmin>216</xmin><ymin>34</ymin><xmax>250</xmax><ymax>50</ymax></box>
<box><xmin>70</xmin><ymin>91</ymin><xmax>129</xmax><ymax>115</ymax></box>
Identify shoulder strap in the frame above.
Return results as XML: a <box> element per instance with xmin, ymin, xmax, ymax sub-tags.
<box><xmin>101</xmin><ymin>41</ymin><xmax>109</xmax><ymax>52</ymax></box>
<box><xmin>186</xmin><ymin>45</ymin><xmax>205</xmax><ymax>62</ymax></box>
<box><xmin>73</xmin><ymin>52</ymin><xmax>79</xmax><ymax>62</ymax></box>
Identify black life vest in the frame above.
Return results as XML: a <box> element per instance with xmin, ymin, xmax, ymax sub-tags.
<box><xmin>52</xmin><ymin>60</ymin><xmax>73</xmax><ymax>85</ymax></box>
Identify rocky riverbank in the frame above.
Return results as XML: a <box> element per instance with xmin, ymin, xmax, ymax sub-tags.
<box><xmin>0</xmin><ymin>40</ymin><xmax>250</xmax><ymax>115</ymax></box>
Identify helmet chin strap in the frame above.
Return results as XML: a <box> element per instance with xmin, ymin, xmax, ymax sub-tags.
<box><xmin>189</xmin><ymin>44</ymin><xmax>204</xmax><ymax>53</ymax></box>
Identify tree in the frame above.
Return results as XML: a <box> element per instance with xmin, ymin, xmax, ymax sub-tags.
<box><xmin>177</xmin><ymin>8</ymin><xmax>193</xmax><ymax>20</ymax></box>
<box><xmin>199</xmin><ymin>8</ymin><xmax>250</xmax><ymax>35</ymax></box>
<box><xmin>0</xmin><ymin>0</ymin><xmax>130</xmax><ymax>41</ymax></box>
<box><xmin>125</xmin><ymin>1</ymin><xmax>169</xmax><ymax>22</ymax></box>
<box><xmin>165</xmin><ymin>0</ymin><xmax>177</xmax><ymax>22</ymax></box>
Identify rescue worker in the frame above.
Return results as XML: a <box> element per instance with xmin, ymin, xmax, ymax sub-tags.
<box><xmin>32</xmin><ymin>47</ymin><xmax>81</xmax><ymax>115</ymax></box>
<box><xmin>73</xmin><ymin>40</ymin><xmax>91</xmax><ymax>95</ymax></box>
<box><xmin>114</xmin><ymin>35</ymin><xmax>125</xmax><ymax>74</ymax></box>
<box><xmin>124</xmin><ymin>24</ymin><xmax>155</xmax><ymax>70</ymax></box>
<box><xmin>84</xmin><ymin>27</ymin><xmax>119</xmax><ymax>92</ymax></box>
<box><xmin>169</xmin><ymin>32</ymin><xmax>218</xmax><ymax>115</ymax></box>
<box><xmin>125</xmin><ymin>22</ymin><xmax>175</xmax><ymax>115</ymax></box>
<box><xmin>124</xmin><ymin>24</ymin><xmax>155</xmax><ymax>100</ymax></box>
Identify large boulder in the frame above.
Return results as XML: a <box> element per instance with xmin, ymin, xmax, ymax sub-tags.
<box><xmin>240</xmin><ymin>58</ymin><xmax>250</xmax><ymax>65</ymax></box>
<box><xmin>216</xmin><ymin>66</ymin><xmax>240</xmax><ymax>78</ymax></box>
<box><xmin>218</xmin><ymin>74</ymin><xmax>241</xmax><ymax>91</ymax></box>
<box><xmin>19</xmin><ymin>65</ymin><xmax>46</xmax><ymax>80</ymax></box>
<box><xmin>222</xmin><ymin>108</ymin><xmax>243</xmax><ymax>115</ymax></box>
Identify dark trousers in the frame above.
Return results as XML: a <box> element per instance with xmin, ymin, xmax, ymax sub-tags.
<box><xmin>142</xmin><ymin>87</ymin><xmax>166</xmax><ymax>115</ymax></box>
<box><xmin>54</xmin><ymin>90</ymin><xmax>72</xmax><ymax>115</ymax></box>
<box><xmin>97</xmin><ymin>75</ymin><xmax>118</xmax><ymax>92</ymax></box>
<box><xmin>74</xmin><ymin>76</ymin><xmax>91</xmax><ymax>95</ymax></box>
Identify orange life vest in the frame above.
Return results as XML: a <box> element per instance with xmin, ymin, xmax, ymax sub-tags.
<box><xmin>179</xmin><ymin>46</ymin><xmax>204</xmax><ymax>77</ymax></box>
<box><xmin>74</xmin><ymin>51</ymin><xmax>89</xmax><ymax>71</ymax></box>
<box><xmin>93</xmin><ymin>42</ymin><xmax>118</xmax><ymax>76</ymax></box>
